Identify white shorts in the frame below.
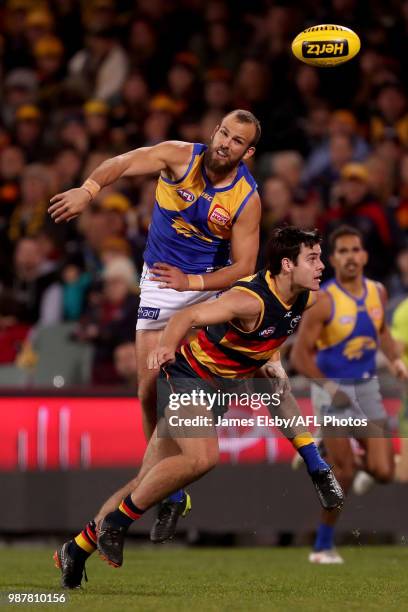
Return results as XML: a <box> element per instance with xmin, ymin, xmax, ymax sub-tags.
<box><xmin>136</xmin><ymin>264</ymin><xmax>218</xmax><ymax>331</ymax></box>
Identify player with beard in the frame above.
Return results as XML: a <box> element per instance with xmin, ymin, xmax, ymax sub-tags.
<box><xmin>291</xmin><ymin>225</ymin><xmax>408</xmax><ymax>564</ymax></box>
<box><xmin>49</xmin><ymin>110</ymin><xmax>262</xmax><ymax>580</ymax></box>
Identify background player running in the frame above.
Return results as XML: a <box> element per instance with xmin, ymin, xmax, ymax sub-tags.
<box><xmin>54</xmin><ymin>227</ymin><xmax>343</xmax><ymax>584</ymax></box>
<box><xmin>291</xmin><ymin>225</ymin><xmax>408</xmax><ymax>564</ymax></box>
<box><xmin>49</xmin><ymin>109</ymin><xmax>262</xmax><ymax>542</ymax></box>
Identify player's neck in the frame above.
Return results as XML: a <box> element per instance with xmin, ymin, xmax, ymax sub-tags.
<box><xmin>336</xmin><ymin>275</ymin><xmax>365</xmax><ymax>297</ymax></box>
<box><xmin>272</xmin><ymin>274</ymin><xmax>301</xmax><ymax>306</ymax></box>
<box><xmin>204</xmin><ymin>164</ymin><xmax>238</xmax><ymax>188</ymax></box>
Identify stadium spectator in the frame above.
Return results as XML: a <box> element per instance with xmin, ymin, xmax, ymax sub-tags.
<box><xmin>68</xmin><ymin>25</ymin><xmax>129</xmax><ymax>102</ymax></box>
<box><xmin>303</xmin><ymin>110</ymin><xmax>370</xmax><ymax>187</ymax></box>
<box><xmin>1</xmin><ymin>236</ymin><xmax>63</xmax><ymax>326</ymax></box>
<box><xmin>73</xmin><ymin>256</ymin><xmax>139</xmax><ymax>385</ymax></box>
<box><xmin>370</xmin><ymin>81</ymin><xmax>408</xmax><ymax>146</ymax></box>
<box><xmin>320</xmin><ymin>162</ymin><xmax>406</xmax><ymax>282</ymax></box>
<box><xmin>2</xmin><ymin>68</ymin><xmax>38</xmax><ymax>128</ymax></box>
<box><xmin>7</xmin><ymin>163</ymin><xmax>53</xmax><ymax>245</ymax></box>
<box><xmin>12</xmin><ymin>104</ymin><xmax>45</xmax><ymax>162</ymax></box>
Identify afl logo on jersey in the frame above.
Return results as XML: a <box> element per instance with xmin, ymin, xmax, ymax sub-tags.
<box><xmin>176</xmin><ymin>189</ymin><xmax>195</xmax><ymax>203</ymax></box>
<box><xmin>209</xmin><ymin>205</ymin><xmax>230</xmax><ymax>226</ymax></box>
<box><xmin>259</xmin><ymin>326</ymin><xmax>276</xmax><ymax>337</ymax></box>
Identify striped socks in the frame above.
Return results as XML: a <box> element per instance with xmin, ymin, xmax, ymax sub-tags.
<box><xmin>68</xmin><ymin>520</ymin><xmax>97</xmax><ymax>561</ymax></box>
<box><xmin>104</xmin><ymin>495</ymin><xmax>145</xmax><ymax>529</ymax></box>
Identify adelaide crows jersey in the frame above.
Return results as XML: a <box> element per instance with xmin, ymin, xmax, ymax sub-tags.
<box><xmin>316</xmin><ymin>278</ymin><xmax>384</xmax><ymax>380</ymax></box>
<box><xmin>180</xmin><ymin>269</ymin><xmax>312</xmax><ymax>378</ymax></box>
<box><xmin>143</xmin><ymin>143</ymin><xmax>257</xmax><ymax>274</ymax></box>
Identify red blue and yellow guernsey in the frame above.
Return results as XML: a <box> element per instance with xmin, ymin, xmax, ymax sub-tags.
<box><xmin>143</xmin><ymin>143</ymin><xmax>257</xmax><ymax>274</ymax></box>
<box><xmin>180</xmin><ymin>269</ymin><xmax>312</xmax><ymax>378</ymax></box>
<box><xmin>316</xmin><ymin>278</ymin><xmax>384</xmax><ymax>380</ymax></box>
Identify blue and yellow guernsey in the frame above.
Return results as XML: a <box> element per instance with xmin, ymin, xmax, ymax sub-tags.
<box><xmin>316</xmin><ymin>278</ymin><xmax>384</xmax><ymax>380</ymax></box>
<box><xmin>143</xmin><ymin>143</ymin><xmax>257</xmax><ymax>273</ymax></box>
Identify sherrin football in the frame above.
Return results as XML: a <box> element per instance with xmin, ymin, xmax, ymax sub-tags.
<box><xmin>291</xmin><ymin>24</ymin><xmax>360</xmax><ymax>67</ymax></box>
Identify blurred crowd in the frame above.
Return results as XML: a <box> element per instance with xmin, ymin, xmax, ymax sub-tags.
<box><xmin>1</xmin><ymin>0</ymin><xmax>408</xmax><ymax>386</ymax></box>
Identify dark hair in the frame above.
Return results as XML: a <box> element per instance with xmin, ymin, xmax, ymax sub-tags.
<box><xmin>328</xmin><ymin>225</ymin><xmax>363</xmax><ymax>254</ymax></box>
<box><xmin>224</xmin><ymin>109</ymin><xmax>261</xmax><ymax>146</ymax></box>
<box><xmin>266</xmin><ymin>226</ymin><xmax>322</xmax><ymax>275</ymax></box>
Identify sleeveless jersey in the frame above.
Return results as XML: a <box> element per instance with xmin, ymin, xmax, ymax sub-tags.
<box><xmin>143</xmin><ymin>143</ymin><xmax>257</xmax><ymax>274</ymax></box>
<box><xmin>181</xmin><ymin>269</ymin><xmax>311</xmax><ymax>378</ymax></box>
<box><xmin>316</xmin><ymin>278</ymin><xmax>384</xmax><ymax>380</ymax></box>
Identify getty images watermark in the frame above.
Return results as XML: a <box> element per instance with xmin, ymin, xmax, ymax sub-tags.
<box><xmin>155</xmin><ymin>377</ymin><xmax>385</xmax><ymax>438</ymax></box>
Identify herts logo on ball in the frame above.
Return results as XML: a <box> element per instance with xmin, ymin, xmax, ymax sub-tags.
<box><xmin>302</xmin><ymin>40</ymin><xmax>348</xmax><ymax>57</ymax></box>
<box><xmin>209</xmin><ymin>205</ymin><xmax>230</xmax><ymax>226</ymax></box>
<box><xmin>176</xmin><ymin>189</ymin><xmax>195</xmax><ymax>203</ymax></box>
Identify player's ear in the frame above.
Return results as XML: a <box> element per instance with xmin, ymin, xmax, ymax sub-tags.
<box><xmin>329</xmin><ymin>254</ymin><xmax>335</xmax><ymax>268</ymax></box>
<box><xmin>211</xmin><ymin>125</ymin><xmax>220</xmax><ymax>141</ymax></box>
<box><xmin>362</xmin><ymin>249</ymin><xmax>368</xmax><ymax>265</ymax></box>
<box><xmin>281</xmin><ymin>257</ymin><xmax>293</xmax><ymax>273</ymax></box>
<box><xmin>243</xmin><ymin>146</ymin><xmax>256</xmax><ymax>160</ymax></box>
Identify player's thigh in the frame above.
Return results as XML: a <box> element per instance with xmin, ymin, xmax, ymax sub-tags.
<box><xmin>358</xmin><ymin>436</ymin><xmax>394</xmax><ymax>482</ymax></box>
<box><xmin>135</xmin><ymin>329</ymin><xmax>162</xmax><ymax>382</ymax></box>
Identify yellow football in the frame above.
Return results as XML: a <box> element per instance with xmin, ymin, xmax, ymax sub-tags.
<box><xmin>291</xmin><ymin>24</ymin><xmax>360</xmax><ymax>67</ymax></box>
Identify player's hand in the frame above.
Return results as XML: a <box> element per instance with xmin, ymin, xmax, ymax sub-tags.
<box><xmin>147</xmin><ymin>346</ymin><xmax>176</xmax><ymax>369</ymax></box>
<box><xmin>149</xmin><ymin>263</ymin><xmax>189</xmax><ymax>291</ymax></box>
<box><xmin>48</xmin><ymin>187</ymin><xmax>92</xmax><ymax>223</ymax></box>
<box><xmin>391</xmin><ymin>358</ymin><xmax>408</xmax><ymax>380</ymax></box>
<box><xmin>263</xmin><ymin>360</ymin><xmax>291</xmax><ymax>395</ymax></box>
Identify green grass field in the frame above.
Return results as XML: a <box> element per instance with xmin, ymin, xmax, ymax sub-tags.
<box><xmin>1</xmin><ymin>546</ymin><xmax>408</xmax><ymax>611</ymax></box>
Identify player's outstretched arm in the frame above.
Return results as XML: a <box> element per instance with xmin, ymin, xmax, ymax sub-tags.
<box><xmin>48</xmin><ymin>141</ymin><xmax>192</xmax><ymax>224</ymax></box>
<box><xmin>147</xmin><ymin>288</ymin><xmax>261</xmax><ymax>369</ymax></box>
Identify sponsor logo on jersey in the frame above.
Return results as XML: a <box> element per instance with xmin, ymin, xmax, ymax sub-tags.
<box><xmin>339</xmin><ymin>315</ymin><xmax>355</xmax><ymax>325</ymax></box>
<box><xmin>259</xmin><ymin>326</ymin><xmax>276</xmax><ymax>337</ymax></box>
<box><xmin>138</xmin><ymin>307</ymin><xmax>160</xmax><ymax>320</ymax></box>
<box><xmin>302</xmin><ymin>40</ymin><xmax>348</xmax><ymax>58</ymax></box>
<box><xmin>176</xmin><ymin>189</ymin><xmax>195</xmax><ymax>203</ymax></box>
<box><xmin>209</xmin><ymin>205</ymin><xmax>230</xmax><ymax>226</ymax></box>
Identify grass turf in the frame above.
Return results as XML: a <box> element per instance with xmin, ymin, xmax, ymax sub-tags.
<box><xmin>0</xmin><ymin>546</ymin><xmax>407</xmax><ymax>611</ymax></box>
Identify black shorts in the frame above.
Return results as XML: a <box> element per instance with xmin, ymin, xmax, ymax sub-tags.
<box><xmin>156</xmin><ymin>352</ymin><xmax>240</xmax><ymax>420</ymax></box>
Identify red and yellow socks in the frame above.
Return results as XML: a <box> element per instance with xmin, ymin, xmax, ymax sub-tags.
<box><xmin>105</xmin><ymin>495</ymin><xmax>145</xmax><ymax>529</ymax></box>
<box><xmin>68</xmin><ymin>520</ymin><xmax>97</xmax><ymax>561</ymax></box>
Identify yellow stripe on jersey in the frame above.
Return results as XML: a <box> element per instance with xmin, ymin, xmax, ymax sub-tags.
<box><xmin>264</xmin><ymin>271</ymin><xmax>292</xmax><ymax>309</ymax></box>
<box><xmin>156</xmin><ymin>154</ymin><xmax>205</xmax><ymax>212</ymax></box>
<box><xmin>229</xmin><ymin>286</ymin><xmax>265</xmax><ymax>334</ymax></box>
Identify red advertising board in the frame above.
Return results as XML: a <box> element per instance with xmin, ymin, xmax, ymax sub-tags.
<box><xmin>0</xmin><ymin>397</ymin><xmax>401</xmax><ymax>470</ymax></box>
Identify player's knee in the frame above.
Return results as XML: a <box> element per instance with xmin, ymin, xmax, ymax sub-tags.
<box><xmin>188</xmin><ymin>449</ymin><xmax>219</xmax><ymax>476</ymax></box>
<box><xmin>368</xmin><ymin>463</ymin><xmax>394</xmax><ymax>484</ymax></box>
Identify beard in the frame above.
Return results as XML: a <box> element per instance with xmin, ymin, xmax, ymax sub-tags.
<box><xmin>203</xmin><ymin>145</ymin><xmax>239</xmax><ymax>176</ymax></box>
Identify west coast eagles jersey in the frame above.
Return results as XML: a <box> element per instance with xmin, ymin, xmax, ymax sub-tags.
<box><xmin>181</xmin><ymin>269</ymin><xmax>312</xmax><ymax>378</ymax></box>
<box><xmin>316</xmin><ymin>278</ymin><xmax>384</xmax><ymax>380</ymax></box>
<box><xmin>143</xmin><ymin>143</ymin><xmax>257</xmax><ymax>274</ymax></box>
